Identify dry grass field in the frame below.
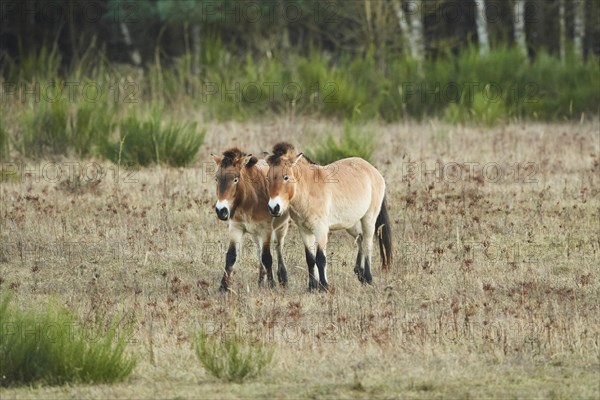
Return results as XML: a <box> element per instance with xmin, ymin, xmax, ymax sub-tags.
<box><xmin>1</xmin><ymin>119</ymin><xmax>599</xmax><ymax>399</ymax></box>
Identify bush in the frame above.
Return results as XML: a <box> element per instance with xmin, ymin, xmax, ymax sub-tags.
<box><xmin>72</xmin><ymin>99</ymin><xmax>115</xmax><ymax>158</ymax></box>
<box><xmin>20</xmin><ymin>100</ymin><xmax>70</xmax><ymax>157</ymax></box>
<box><xmin>444</xmin><ymin>87</ymin><xmax>507</xmax><ymax>126</ymax></box>
<box><xmin>306</xmin><ymin>121</ymin><xmax>375</xmax><ymax>165</ymax></box>
<box><xmin>106</xmin><ymin>112</ymin><xmax>205</xmax><ymax>167</ymax></box>
<box><xmin>194</xmin><ymin>326</ymin><xmax>273</xmax><ymax>383</ymax></box>
<box><xmin>0</xmin><ymin>293</ymin><xmax>136</xmax><ymax>387</ymax></box>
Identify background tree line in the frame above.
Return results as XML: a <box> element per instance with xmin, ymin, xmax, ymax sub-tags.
<box><xmin>1</xmin><ymin>0</ymin><xmax>598</xmax><ymax>70</ymax></box>
<box><xmin>0</xmin><ymin>0</ymin><xmax>598</xmax><ymax>164</ymax></box>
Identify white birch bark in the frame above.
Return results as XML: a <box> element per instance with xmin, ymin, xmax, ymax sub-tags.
<box><xmin>408</xmin><ymin>0</ymin><xmax>424</xmax><ymax>60</ymax></box>
<box><xmin>514</xmin><ymin>0</ymin><xmax>527</xmax><ymax>56</ymax></box>
<box><xmin>392</xmin><ymin>0</ymin><xmax>411</xmax><ymax>56</ymax></box>
<box><xmin>573</xmin><ymin>0</ymin><xmax>585</xmax><ymax>61</ymax></box>
<box><xmin>559</xmin><ymin>0</ymin><xmax>566</xmax><ymax>62</ymax></box>
<box><xmin>120</xmin><ymin>23</ymin><xmax>142</xmax><ymax>66</ymax></box>
<box><xmin>475</xmin><ymin>0</ymin><xmax>490</xmax><ymax>55</ymax></box>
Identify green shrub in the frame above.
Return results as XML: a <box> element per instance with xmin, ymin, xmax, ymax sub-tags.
<box><xmin>21</xmin><ymin>100</ymin><xmax>70</xmax><ymax>157</ymax></box>
<box><xmin>0</xmin><ymin>293</ymin><xmax>136</xmax><ymax>387</ymax></box>
<box><xmin>307</xmin><ymin>121</ymin><xmax>375</xmax><ymax>165</ymax></box>
<box><xmin>194</xmin><ymin>326</ymin><xmax>273</xmax><ymax>383</ymax></box>
<box><xmin>444</xmin><ymin>87</ymin><xmax>507</xmax><ymax>126</ymax></box>
<box><xmin>106</xmin><ymin>113</ymin><xmax>205</xmax><ymax>167</ymax></box>
<box><xmin>156</xmin><ymin>120</ymin><xmax>206</xmax><ymax>167</ymax></box>
<box><xmin>72</xmin><ymin>99</ymin><xmax>115</xmax><ymax>157</ymax></box>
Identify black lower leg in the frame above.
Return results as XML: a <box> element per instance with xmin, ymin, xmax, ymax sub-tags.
<box><xmin>363</xmin><ymin>256</ymin><xmax>373</xmax><ymax>284</ymax></box>
<box><xmin>354</xmin><ymin>250</ymin><xmax>365</xmax><ymax>283</ymax></box>
<box><xmin>261</xmin><ymin>244</ymin><xmax>274</xmax><ymax>287</ymax></box>
<box><xmin>316</xmin><ymin>247</ymin><xmax>328</xmax><ymax>290</ymax></box>
<box><xmin>305</xmin><ymin>247</ymin><xmax>318</xmax><ymax>291</ymax></box>
<box><xmin>220</xmin><ymin>243</ymin><xmax>236</xmax><ymax>291</ymax></box>
<box><xmin>277</xmin><ymin>248</ymin><xmax>288</xmax><ymax>286</ymax></box>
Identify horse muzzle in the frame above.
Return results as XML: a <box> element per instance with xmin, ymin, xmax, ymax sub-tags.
<box><xmin>215</xmin><ymin>206</ymin><xmax>229</xmax><ymax>220</ymax></box>
<box><xmin>267</xmin><ymin>198</ymin><xmax>283</xmax><ymax>217</ymax></box>
<box><xmin>267</xmin><ymin>204</ymin><xmax>280</xmax><ymax>217</ymax></box>
<box><xmin>215</xmin><ymin>199</ymin><xmax>232</xmax><ymax>221</ymax></box>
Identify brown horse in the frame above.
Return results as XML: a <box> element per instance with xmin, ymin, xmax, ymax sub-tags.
<box><xmin>266</xmin><ymin>143</ymin><xmax>392</xmax><ymax>291</ymax></box>
<box><xmin>212</xmin><ymin>148</ymin><xmax>290</xmax><ymax>291</ymax></box>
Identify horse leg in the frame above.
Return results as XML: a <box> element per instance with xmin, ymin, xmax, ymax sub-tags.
<box><xmin>274</xmin><ymin>223</ymin><xmax>289</xmax><ymax>287</ymax></box>
<box><xmin>255</xmin><ymin>240</ymin><xmax>266</xmax><ymax>286</ymax></box>
<box><xmin>347</xmin><ymin>226</ymin><xmax>365</xmax><ymax>283</ymax></box>
<box><xmin>261</xmin><ymin>241</ymin><xmax>275</xmax><ymax>288</ymax></box>
<box><xmin>220</xmin><ymin>228</ymin><xmax>243</xmax><ymax>292</ymax></box>
<box><xmin>302</xmin><ymin>233</ymin><xmax>319</xmax><ymax>291</ymax></box>
<box><xmin>360</xmin><ymin>217</ymin><xmax>376</xmax><ymax>284</ymax></box>
<box><xmin>354</xmin><ymin>245</ymin><xmax>365</xmax><ymax>283</ymax></box>
<box><xmin>315</xmin><ymin>231</ymin><xmax>330</xmax><ymax>291</ymax></box>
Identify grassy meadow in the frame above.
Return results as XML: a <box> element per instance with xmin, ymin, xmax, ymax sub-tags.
<box><xmin>0</xmin><ymin>118</ymin><xmax>598</xmax><ymax>398</ymax></box>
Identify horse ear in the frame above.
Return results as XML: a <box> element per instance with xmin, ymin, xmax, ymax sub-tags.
<box><xmin>211</xmin><ymin>154</ymin><xmax>222</xmax><ymax>165</ymax></box>
<box><xmin>291</xmin><ymin>153</ymin><xmax>304</xmax><ymax>166</ymax></box>
<box><xmin>243</xmin><ymin>154</ymin><xmax>258</xmax><ymax>168</ymax></box>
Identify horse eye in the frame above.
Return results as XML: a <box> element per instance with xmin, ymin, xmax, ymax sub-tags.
<box><xmin>283</xmin><ymin>175</ymin><xmax>289</xmax><ymax>182</ymax></box>
<box><xmin>214</xmin><ymin>177</ymin><xmax>218</xmax><ymax>182</ymax></box>
<box><xmin>233</xmin><ymin>177</ymin><xmax>239</xmax><ymax>184</ymax></box>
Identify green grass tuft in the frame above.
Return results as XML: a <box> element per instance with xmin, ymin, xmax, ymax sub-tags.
<box><xmin>306</xmin><ymin>121</ymin><xmax>375</xmax><ymax>165</ymax></box>
<box><xmin>71</xmin><ymin>96</ymin><xmax>116</xmax><ymax>158</ymax></box>
<box><xmin>106</xmin><ymin>112</ymin><xmax>205</xmax><ymax>167</ymax></box>
<box><xmin>20</xmin><ymin>100</ymin><xmax>70</xmax><ymax>158</ymax></box>
<box><xmin>0</xmin><ymin>293</ymin><xmax>136</xmax><ymax>387</ymax></box>
<box><xmin>194</xmin><ymin>324</ymin><xmax>273</xmax><ymax>383</ymax></box>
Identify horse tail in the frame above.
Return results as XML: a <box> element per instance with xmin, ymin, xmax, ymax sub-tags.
<box><xmin>375</xmin><ymin>196</ymin><xmax>393</xmax><ymax>271</ymax></box>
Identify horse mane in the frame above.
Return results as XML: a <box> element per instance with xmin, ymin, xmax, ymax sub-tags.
<box><xmin>220</xmin><ymin>148</ymin><xmax>245</xmax><ymax>167</ymax></box>
<box><xmin>267</xmin><ymin>142</ymin><xmax>318</xmax><ymax>166</ymax></box>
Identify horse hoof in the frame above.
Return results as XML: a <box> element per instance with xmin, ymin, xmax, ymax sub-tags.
<box><xmin>219</xmin><ymin>284</ymin><xmax>229</xmax><ymax>293</ymax></box>
<box><xmin>354</xmin><ymin>269</ymin><xmax>365</xmax><ymax>283</ymax></box>
<box><xmin>277</xmin><ymin>271</ymin><xmax>288</xmax><ymax>286</ymax></box>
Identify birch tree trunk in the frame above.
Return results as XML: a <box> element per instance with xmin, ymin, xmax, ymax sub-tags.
<box><xmin>514</xmin><ymin>0</ymin><xmax>527</xmax><ymax>56</ymax></box>
<box><xmin>120</xmin><ymin>23</ymin><xmax>142</xmax><ymax>66</ymax></box>
<box><xmin>475</xmin><ymin>0</ymin><xmax>490</xmax><ymax>55</ymax></box>
<box><xmin>392</xmin><ymin>0</ymin><xmax>411</xmax><ymax>57</ymax></box>
<box><xmin>408</xmin><ymin>0</ymin><xmax>425</xmax><ymax>60</ymax></box>
<box><xmin>573</xmin><ymin>0</ymin><xmax>585</xmax><ymax>61</ymax></box>
<box><xmin>364</xmin><ymin>0</ymin><xmax>374</xmax><ymax>47</ymax></box>
<box><xmin>559</xmin><ymin>0</ymin><xmax>566</xmax><ymax>62</ymax></box>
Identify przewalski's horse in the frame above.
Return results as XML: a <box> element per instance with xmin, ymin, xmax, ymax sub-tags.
<box><xmin>212</xmin><ymin>148</ymin><xmax>290</xmax><ymax>292</ymax></box>
<box><xmin>266</xmin><ymin>143</ymin><xmax>392</xmax><ymax>291</ymax></box>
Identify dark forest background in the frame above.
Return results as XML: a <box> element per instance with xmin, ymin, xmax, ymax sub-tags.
<box><xmin>1</xmin><ymin>1</ymin><xmax>599</xmax><ymax>68</ymax></box>
<box><xmin>0</xmin><ymin>1</ymin><xmax>598</xmax><ymax>163</ymax></box>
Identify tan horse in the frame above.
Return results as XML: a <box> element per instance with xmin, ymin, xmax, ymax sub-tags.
<box><xmin>212</xmin><ymin>148</ymin><xmax>290</xmax><ymax>291</ymax></box>
<box><xmin>266</xmin><ymin>143</ymin><xmax>392</xmax><ymax>291</ymax></box>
